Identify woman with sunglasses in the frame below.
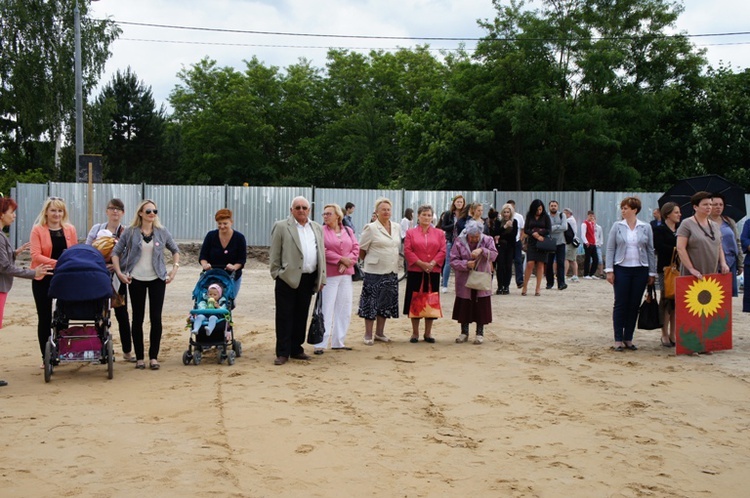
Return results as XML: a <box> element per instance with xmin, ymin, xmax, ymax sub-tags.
<box><xmin>30</xmin><ymin>197</ymin><xmax>78</xmax><ymax>364</ymax></box>
<box><xmin>112</xmin><ymin>200</ymin><xmax>179</xmax><ymax>370</ymax></box>
<box><xmin>85</xmin><ymin>198</ymin><xmax>134</xmax><ymax>362</ymax></box>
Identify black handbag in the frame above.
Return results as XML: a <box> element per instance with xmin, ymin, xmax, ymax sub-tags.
<box><xmin>536</xmin><ymin>235</ymin><xmax>557</xmax><ymax>253</ymax></box>
<box><xmin>352</xmin><ymin>262</ymin><xmax>365</xmax><ymax>281</ymax></box>
<box><xmin>637</xmin><ymin>284</ymin><xmax>662</xmax><ymax>330</ymax></box>
<box><xmin>306</xmin><ymin>293</ymin><xmax>325</xmax><ymax>345</ymax></box>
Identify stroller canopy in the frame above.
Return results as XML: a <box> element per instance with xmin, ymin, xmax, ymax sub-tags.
<box><xmin>192</xmin><ymin>269</ymin><xmax>236</xmax><ymax>307</ymax></box>
<box><xmin>49</xmin><ymin>244</ymin><xmax>112</xmax><ymax>301</ymax></box>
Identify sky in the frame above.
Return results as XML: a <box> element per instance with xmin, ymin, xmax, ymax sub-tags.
<box><xmin>88</xmin><ymin>0</ymin><xmax>750</xmax><ymax>109</ymax></box>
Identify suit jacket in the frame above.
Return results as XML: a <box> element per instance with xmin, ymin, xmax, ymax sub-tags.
<box><xmin>270</xmin><ymin>216</ymin><xmax>326</xmax><ymax>290</ymax></box>
<box><xmin>359</xmin><ymin>219</ymin><xmax>401</xmax><ymax>275</ymax></box>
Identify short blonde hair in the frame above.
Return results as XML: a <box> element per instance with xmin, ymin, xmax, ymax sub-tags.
<box><xmin>374</xmin><ymin>197</ymin><xmax>392</xmax><ymax>213</ymax></box>
<box><xmin>323</xmin><ymin>203</ymin><xmax>344</xmax><ymax>225</ymax></box>
<box><xmin>130</xmin><ymin>199</ymin><xmax>163</xmax><ymax>229</ymax></box>
<box><xmin>34</xmin><ymin>197</ymin><xmax>70</xmax><ymax>227</ymax></box>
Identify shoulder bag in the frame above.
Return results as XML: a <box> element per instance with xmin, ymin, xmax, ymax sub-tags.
<box><xmin>536</xmin><ymin>234</ymin><xmax>557</xmax><ymax>253</ymax></box>
<box><xmin>637</xmin><ymin>284</ymin><xmax>662</xmax><ymax>330</ymax></box>
<box><xmin>465</xmin><ymin>242</ymin><xmax>493</xmax><ymax>291</ymax></box>
<box><xmin>306</xmin><ymin>293</ymin><xmax>325</xmax><ymax>345</ymax></box>
<box><xmin>408</xmin><ymin>273</ymin><xmax>442</xmax><ymax>318</ymax></box>
<box><xmin>663</xmin><ymin>248</ymin><xmax>679</xmax><ymax>299</ymax></box>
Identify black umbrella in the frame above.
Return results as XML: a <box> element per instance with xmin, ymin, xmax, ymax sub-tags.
<box><xmin>658</xmin><ymin>174</ymin><xmax>747</xmax><ymax>222</ymax></box>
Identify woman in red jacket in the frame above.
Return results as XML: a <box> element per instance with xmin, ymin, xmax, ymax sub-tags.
<box><xmin>30</xmin><ymin>197</ymin><xmax>77</xmax><ymax>363</ymax></box>
<box><xmin>404</xmin><ymin>205</ymin><xmax>446</xmax><ymax>343</ymax></box>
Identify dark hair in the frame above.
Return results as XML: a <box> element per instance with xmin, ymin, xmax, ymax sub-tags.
<box><xmin>506</xmin><ymin>199</ymin><xmax>516</xmax><ymax>206</ymax></box>
<box><xmin>345</xmin><ymin>202</ymin><xmax>355</xmax><ymax>210</ymax></box>
<box><xmin>526</xmin><ymin>199</ymin><xmax>546</xmax><ymax>219</ymax></box>
<box><xmin>660</xmin><ymin>202</ymin><xmax>679</xmax><ymax>219</ymax></box>
<box><xmin>404</xmin><ymin>208</ymin><xmax>414</xmax><ymax>220</ymax></box>
<box><xmin>690</xmin><ymin>191</ymin><xmax>712</xmax><ymax>207</ymax></box>
<box><xmin>450</xmin><ymin>195</ymin><xmax>465</xmax><ymax>215</ymax></box>
<box><xmin>711</xmin><ymin>192</ymin><xmax>725</xmax><ymax>203</ymax></box>
<box><xmin>215</xmin><ymin>208</ymin><xmax>233</xmax><ymax>221</ymax></box>
<box><xmin>107</xmin><ymin>198</ymin><xmax>125</xmax><ymax>210</ymax></box>
<box><xmin>416</xmin><ymin>204</ymin><xmax>433</xmax><ymax>216</ymax></box>
<box><xmin>487</xmin><ymin>208</ymin><xmax>498</xmax><ymax>220</ymax></box>
<box><xmin>0</xmin><ymin>197</ymin><xmax>18</xmax><ymax>214</ymax></box>
<box><xmin>620</xmin><ymin>196</ymin><xmax>642</xmax><ymax>214</ymax></box>
<box><xmin>549</xmin><ymin>200</ymin><xmax>558</xmax><ymax>206</ymax></box>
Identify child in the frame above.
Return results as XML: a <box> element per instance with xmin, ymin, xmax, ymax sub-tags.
<box><xmin>191</xmin><ymin>283</ymin><xmax>228</xmax><ymax>337</ymax></box>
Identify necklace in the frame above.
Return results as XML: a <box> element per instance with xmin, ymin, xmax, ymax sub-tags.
<box><xmin>695</xmin><ymin>218</ymin><xmax>715</xmax><ymax>241</ymax></box>
<box><xmin>141</xmin><ymin>230</ymin><xmax>153</xmax><ymax>243</ymax></box>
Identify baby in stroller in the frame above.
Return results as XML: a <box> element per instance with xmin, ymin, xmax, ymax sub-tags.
<box><xmin>183</xmin><ymin>269</ymin><xmax>241</xmax><ymax>366</ymax></box>
<box><xmin>190</xmin><ymin>283</ymin><xmax>229</xmax><ymax>340</ymax></box>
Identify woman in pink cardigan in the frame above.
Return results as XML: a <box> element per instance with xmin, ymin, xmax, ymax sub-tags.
<box><xmin>404</xmin><ymin>205</ymin><xmax>446</xmax><ymax>343</ymax></box>
<box><xmin>314</xmin><ymin>203</ymin><xmax>360</xmax><ymax>354</ymax></box>
<box><xmin>450</xmin><ymin>219</ymin><xmax>497</xmax><ymax>344</ymax></box>
<box><xmin>30</xmin><ymin>197</ymin><xmax>78</xmax><ymax>362</ymax></box>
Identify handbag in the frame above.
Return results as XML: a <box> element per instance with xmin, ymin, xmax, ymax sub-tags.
<box><xmin>637</xmin><ymin>284</ymin><xmax>662</xmax><ymax>330</ymax></box>
<box><xmin>408</xmin><ymin>274</ymin><xmax>442</xmax><ymax>318</ymax></box>
<box><xmin>306</xmin><ymin>293</ymin><xmax>325</xmax><ymax>345</ymax></box>
<box><xmin>466</xmin><ymin>269</ymin><xmax>492</xmax><ymax>291</ymax></box>
<box><xmin>352</xmin><ymin>263</ymin><xmax>365</xmax><ymax>282</ymax></box>
<box><xmin>344</xmin><ymin>227</ymin><xmax>365</xmax><ymax>282</ymax></box>
<box><xmin>663</xmin><ymin>248</ymin><xmax>679</xmax><ymax>299</ymax></box>
<box><xmin>536</xmin><ymin>235</ymin><xmax>557</xmax><ymax>253</ymax></box>
<box><xmin>111</xmin><ymin>286</ymin><xmax>126</xmax><ymax>308</ymax></box>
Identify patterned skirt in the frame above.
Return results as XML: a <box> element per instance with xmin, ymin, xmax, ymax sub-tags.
<box><xmin>358</xmin><ymin>272</ymin><xmax>399</xmax><ymax>320</ymax></box>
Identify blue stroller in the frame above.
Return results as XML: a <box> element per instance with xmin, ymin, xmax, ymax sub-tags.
<box><xmin>45</xmin><ymin>244</ymin><xmax>115</xmax><ymax>382</ymax></box>
<box><xmin>182</xmin><ymin>269</ymin><xmax>242</xmax><ymax>366</ymax></box>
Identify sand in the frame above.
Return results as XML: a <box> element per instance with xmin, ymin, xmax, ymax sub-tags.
<box><xmin>1</xmin><ymin>260</ymin><xmax>749</xmax><ymax>497</ymax></box>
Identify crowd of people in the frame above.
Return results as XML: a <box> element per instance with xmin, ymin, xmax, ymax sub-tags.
<box><xmin>0</xmin><ymin>191</ymin><xmax>747</xmax><ymax>378</ymax></box>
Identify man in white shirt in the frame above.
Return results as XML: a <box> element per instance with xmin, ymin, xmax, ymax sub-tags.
<box><xmin>563</xmin><ymin>208</ymin><xmax>579</xmax><ymax>282</ymax></box>
<box><xmin>269</xmin><ymin>196</ymin><xmax>326</xmax><ymax>365</ymax></box>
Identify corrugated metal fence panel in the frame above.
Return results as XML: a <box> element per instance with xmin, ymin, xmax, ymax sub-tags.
<box><xmin>316</xmin><ymin>188</ymin><xmax>403</xmax><ymax>235</ymax></box>
<box><xmin>594</xmin><ymin>191</ymin><xmax>664</xmax><ymax>253</ymax></box>
<box><xmin>13</xmin><ymin>183</ymin><xmax>49</xmax><ymax>246</ymax></box>
<box><xmin>228</xmin><ymin>186</ymin><xmax>313</xmax><ymax>246</ymax></box>
<box><xmin>144</xmin><ymin>184</ymin><xmax>225</xmax><ymax>241</ymax></box>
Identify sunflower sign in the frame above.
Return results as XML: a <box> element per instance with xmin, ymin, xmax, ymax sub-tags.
<box><xmin>675</xmin><ymin>273</ymin><xmax>732</xmax><ymax>355</ymax></box>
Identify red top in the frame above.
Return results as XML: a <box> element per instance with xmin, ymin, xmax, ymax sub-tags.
<box><xmin>404</xmin><ymin>225</ymin><xmax>446</xmax><ymax>273</ymax></box>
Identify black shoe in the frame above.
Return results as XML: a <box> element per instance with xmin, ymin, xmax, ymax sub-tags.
<box><xmin>517</xmin><ymin>283</ymin><xmax>523</xmax><ymax>289</ymax></box>
<box><xmin>0</xmin><ymin>380</ymin><xmax>7</xmax><ymax>387</ymax></box>
<box><xmin>496</xmin><ymin>289</ymin><xmax>502</xmax><ymax>295</ymax></box>
<box><xmin>423</xmin><ymin>336</ymin><xmax>436</xmax><ymax>343</ymax></box>
<box><xmin>545</xmin><ymin>285</ymin><xmax>553</xmax><ymax>290</ymax></box>
<box><xmin>291</xmin><ymin>353</ymin><xmax>311</xmax><ymax>360</ymax></box>
<box><xmin>502</xmin><ymin>288</ymin><xmax>510</xmax><ymax>295</ymax></box>
<box><xmin>559</xmin><ymin>284</ymin><xmax>568</xmax><ymax>290</ymax></box>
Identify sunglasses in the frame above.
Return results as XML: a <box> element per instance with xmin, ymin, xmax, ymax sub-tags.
<box><xmin>144</xmin><ymin>209</ymin><xmax>158</xmax><ymax>215</ymax></box>
<box><xmin>48</xmin><ymin>196</ymin><xmax>65</xmax><ymax>202</ymax></box>
<box><xmin>293</xmin><ymin>206</ymin><xmax>309</xmax><ymax>211</ymax></box>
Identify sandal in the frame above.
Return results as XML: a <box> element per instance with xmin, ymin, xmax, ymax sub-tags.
<box><xmin>363</xmin><ymin>337</ymin><xmax>374</xmax><ymax>346</ymax></box>
<box><xmin>149</xmin><ymin>361</ymin><xmax>160</xmax><ymax>370</ymax></box>
<box><xmin>473</xmin><ymin>336</ymin><xmax>484</xmax><ymax>345</ymax></box>
<box><xmin>534</xmin><ymin>292</ymin><xmax>541</xmax><ymax>296</ymax></box>
<box><xmin>374</xmin><ymin>334</ymin><xmax>391</xmax><ymax>343</ymax></box>
<box><xmin>409</xmin><ymin>337</ymin><xmax>419</xmax><ymax>343</ymax></box>
<box><xmin>135</xmin><ymin>361</ymin><xmax>146</xmax><ymax>370</ymax></box>
<box><xmin>455</xmin><ymin>333</ymin><xmax>469</xmax><ymax>343</ymax></box>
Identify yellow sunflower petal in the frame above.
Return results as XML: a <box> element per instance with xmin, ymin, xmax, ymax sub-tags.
<box><xmin>684</xmin><ymin>276</ymin><xmax>725</xmax><ymax>318</ymax></box>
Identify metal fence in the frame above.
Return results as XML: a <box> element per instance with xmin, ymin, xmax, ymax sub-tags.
<box><xmin>7</xmin><ymin>183</ymin><xmax>749</xmax><ymax>252</ymax></box>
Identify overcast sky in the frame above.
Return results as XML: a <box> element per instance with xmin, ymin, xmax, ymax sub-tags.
<box><xmin>89</xmin><ymin>0</ymin><xmax>750</xmax><ymax>108</ymax></box>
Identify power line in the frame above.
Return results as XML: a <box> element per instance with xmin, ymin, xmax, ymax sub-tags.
<box><xmin>106</xmin><ymin>19</ymin><xmax>750</xmax><ymax>43</ymax></box>
<box><xmin>120</xmin><ymin>37</ymin><xmax>474</xmax><ymax>51</ymax></box>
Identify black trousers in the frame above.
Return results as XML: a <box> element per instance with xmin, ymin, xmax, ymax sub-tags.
<box><xmin>31</xmin><ymin>275</ymin><xmax>53</xmax><ymax>359</ymax></box>
<box><xmin>128</xmin><ymin>278</ymin><xmax>166</xmax><ymax>361</ymax></box>
<box><xmin>274</xmin><ymin>273</ymin><xmax>316</xmax><ymax>358</ymax></box>
<box><xmin>496</xmin><ymin>242</ymin><xmax>514</xmax><ymax>290</ymax></box>
<box><xmin>113</xmin><ymin>281</ymin><xmax>132</xmax><ymax>354</ymax></box>
<box><xmin>584</xmin><ymin>244</ymin><xmax>599</xmax><ymax>277</ymax></box>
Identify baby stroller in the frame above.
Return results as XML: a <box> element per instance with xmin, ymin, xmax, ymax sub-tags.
<box><xmin>45</xmin><ymin>244</ymin><xmax>115</xmax><ymax>382</ymax></box>
<box><xmin>182</xmin><ymin>269</ymin><xmax>242</xmax><ymax>366</ymax></box>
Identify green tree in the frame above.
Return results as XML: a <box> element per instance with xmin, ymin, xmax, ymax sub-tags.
<box><xmin>88</xmin><ymin>68</ymin><xmax>169</xmax><ymax>183</ymax></box>
<box><xmin>0</xmin><ymin>0</ymin><xmax>120</xmax><ymax>178</ymax></box>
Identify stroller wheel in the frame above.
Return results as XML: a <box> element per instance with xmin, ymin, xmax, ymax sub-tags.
<box><xmin>193</xmin><ymin>351</ymin><xmax>202</xmax><ymax>365</ymax></box>
<box><xmin>227</xmin><ymin>350</ymin><xmax>236</xmax><ymax>366</ymax></box>
<box><xmin>43</xmin><ymin>340</ymin><xmax>54</xmax><ymax>383</ymax></box>
<box><xmin>106</xmin><ymin>337</ymin><xmax>114</xmax><ymax>380</ymax></box>
<box><xmin>182</xmin><ymin>350</ymin><xmax>192</xmax><ymax>366</ymax></box>
<box><xmin>233</xmin><ymin>340</ymin><xmax>242</xmax><ymax>358</ymax></box>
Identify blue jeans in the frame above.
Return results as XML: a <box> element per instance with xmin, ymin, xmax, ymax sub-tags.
<box><xmin>729</xmin><ymin>261</ymin><xmax>738</xmax><ymax>297</ymax></box>
<box><xmin>612</xmin><ymin>265</ymin><xmax>649</xmax><ymax>342</ymax></box>
<box><xmin>442</xmin><ymin>240</ymin><xmax>453</xmax><ymax>288</ymax></box>
<box><xmin>744</xmin><ymin>261</ymin><xmax>750</xmax><ymax>313</ymax></box>
<box><xmin>545</xmin><ymin>244</ymin><xmax>566</xmax><ymax>288</ymax></box>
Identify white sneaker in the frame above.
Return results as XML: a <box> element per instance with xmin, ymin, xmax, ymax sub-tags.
<box><xmin>584</xmin><ymin>276</ymin><xmax>593</xmax><ymax>280</ymax></box>
<box><xmin>456</xmin><ymin>333</ymin><xmax>468</xmax><ymax>343</ymax></box>
<box><xmin>473</xmin><ymin>336</ymin><xmax>484</xmax><ymax>345</ymax></box>
<box><xmin>571</xmin><ymin>276</ymin><xmax>579</xmax><ymax>282</ymax></box>
<box><xmin>441</xmin><ymin>287</ymin><xmax>448</xmax><ymax>293</ymax></box>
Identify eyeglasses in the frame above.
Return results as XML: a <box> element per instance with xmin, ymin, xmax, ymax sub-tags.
<box><xmin>107</xmin><ymin>206</ymin><xmax>122</xmax><ymax>211</ymax></box>
<box><xmin>48</xmin><ymin>196</ymin><xmax>64</xmax><ymax>202</ymax></box>
<box><xmin>144</xmin><ymin>209</ymin><xmax>158</xmax><ymax>215</ymax></box>
<box><xmin>322</xmin><ymin>212</ymin><xmax>334</xmax><ymax>216</ymax></box>
<box><xmin>293</xmin><ymin>206</ymin><xmax>309</xmax><ymax>211</ymax></box>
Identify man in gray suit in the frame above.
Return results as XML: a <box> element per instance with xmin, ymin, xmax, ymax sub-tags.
<box><xmin>269</xmin><ymin>196</ymin><xmax>326</xmax><ymax>365</ymax></box>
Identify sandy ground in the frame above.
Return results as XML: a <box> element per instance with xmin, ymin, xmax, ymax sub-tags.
<box><xmin>1</xmin><ymin>257</ymin><xmax>750</xmax><ymax>497</ymax></box>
